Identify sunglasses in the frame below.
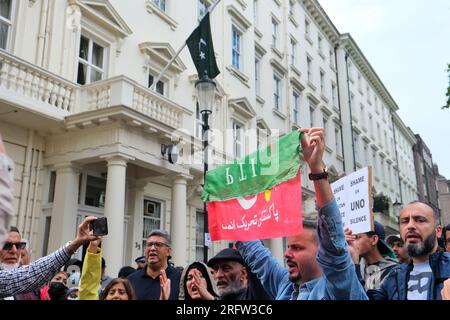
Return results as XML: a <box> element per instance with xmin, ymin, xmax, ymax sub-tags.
<box><xmin>2</xmin><ymin>242</ymin><xmax>27</xmax><ymax>250</ymax></box>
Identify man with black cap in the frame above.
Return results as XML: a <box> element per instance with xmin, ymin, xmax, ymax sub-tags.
<box><xmin>353</xmin><ymin>221</ymin><xmax>398</xmax><ymax>290</ymax></box>
<box><xmin>386</xmin><ymin>234</ymin><xmax>410</xmax><ymax>263</ymax></box>
<box><xmin>134</xmin><ymin>256</ymin><xmax>146</xmax><ymax>270</ymax></box>
<box><xmin>207</xmin><ymin>247</ymin><xmax>269</xmax><ymax>300</ymax></box>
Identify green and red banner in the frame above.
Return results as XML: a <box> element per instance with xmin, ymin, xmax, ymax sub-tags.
<box><xmin>203</xmin><ymin>131</ymin><xmax>304</xmax><ymax>241</ymax></box>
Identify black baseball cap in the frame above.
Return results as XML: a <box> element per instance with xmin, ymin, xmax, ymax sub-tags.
<box><xmin>207</xmin><ymin>248</ymin><xmax>245</xmax><ymax>268</ymax></box>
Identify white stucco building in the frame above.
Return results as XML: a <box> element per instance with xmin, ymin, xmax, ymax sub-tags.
<box><xmin>0</xmin><ymin>0</ymin><xmax>420</xmax><ymax>275</ymax></box>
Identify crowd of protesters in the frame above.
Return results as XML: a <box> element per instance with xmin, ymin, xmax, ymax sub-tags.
<box><xmin>1</xmin><ymin>129</ymin><xmax>449</xmax><ymax>300</ymax></box>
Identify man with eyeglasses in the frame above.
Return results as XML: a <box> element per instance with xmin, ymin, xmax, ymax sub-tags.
<box><xmin>0</xmin><ymin>226</ymin><xmax>25</xmax><ymax>270</ymax></box>
<box><xmin>128</xmin><ymin>229</ymin><xmax>181</xmax><ymax>300</ymax></box>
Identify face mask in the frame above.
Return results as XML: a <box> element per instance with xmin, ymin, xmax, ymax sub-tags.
<box><xmin>48</xmin><ymin>282</ymin><xmax>68</xmax><ymax>300</ymax></box>
<box><xmin>68</xmin><ymin>271</ymin><xmax>81</xmax><ymax>288</ymax></box>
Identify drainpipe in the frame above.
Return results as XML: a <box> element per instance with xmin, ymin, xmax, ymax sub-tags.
<box><xmin>344</xmin><ymin>52</ymin><xmax>357</xmax><ymax>171</ymax></box>
<box><xmin>36</xmin><ymin>0</ymin><xmax>49</xmax><ymax>67</ymax></box>
<box><xmin>334</xmin><ymin>44</ymin><xmax>345</xmax><ymax>173</ymax></box>
<box><xmin>28</xmin><ymin>148</ymin><xmax>43</xmax><ymax>259</ymax></box>
<box><xmin>17</xmin><ymin>130</ymin><xmax>34</xmax><ymax>234</ymax></box>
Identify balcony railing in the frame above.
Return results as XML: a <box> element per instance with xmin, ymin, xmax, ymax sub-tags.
<box><xmin>0</xmin><ymin>50</ymin><xmax>187</xmax><ymax>129</ymax></box>
<box><xmin>0</xmin><ymin>50</ymin><xmax>76</xmax><ymax>116</ymax></box>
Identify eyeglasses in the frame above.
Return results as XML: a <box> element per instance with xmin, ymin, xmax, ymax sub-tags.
<box><xmin>2</xmin><ymin>242</ymin><xmax>26</xmax><ymax>251</ymax></box>
<box><xmin>146</xmin><ymin>241</ymin><xmax>169</xmax><ymax>249</ymax></box>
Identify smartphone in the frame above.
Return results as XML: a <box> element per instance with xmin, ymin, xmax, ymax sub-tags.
<box><xmin>90</xmin><ymin>217</ymin><xmax>108</xmax><ymax>236</ymax></box>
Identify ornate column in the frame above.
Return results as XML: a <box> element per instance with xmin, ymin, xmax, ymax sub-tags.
<box><xmin>102</xmin><ymin>155</ymin><xmax>130</xmax><ymax>277</ymax></box>
<box><xmin>48</xmin><ymin>163</ymin><xmax>79</xmax><ymax>253</ymax></box>
<box><xmin>170</xmin><ymin>175</ymin><xmax>188</xmax><ymax>267</ymax></box>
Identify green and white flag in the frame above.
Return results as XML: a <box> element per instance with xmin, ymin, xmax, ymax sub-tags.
<box><xmin>203</xmin><ymin>131</ymin><xmax>304</xmax><ymax>241</ymax></box>
<box><xmin>186</xmin><ymin>12</ymin><xmax>220</xmax><ymax>79</ymax></box>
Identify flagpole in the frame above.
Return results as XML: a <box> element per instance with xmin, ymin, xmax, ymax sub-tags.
<box><xmin>150</xmin><ymin>0</ymin><xmax>222</xmax><ymax>91</ymax></box>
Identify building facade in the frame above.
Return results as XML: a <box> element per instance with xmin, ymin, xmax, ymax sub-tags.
<box><xmin>413</xmin><ymin>134</ymin><xmax>440</xmax><ymax>221</ymax></box>
<box><xmin>0</xmin><ymin>0</ymin><xmax>423</xmax><ymax>274</ymax></box>
<box><xmin>436</xmin><ymin>169</ymin><xmax>450</xmax><ymax>226</ymax></box>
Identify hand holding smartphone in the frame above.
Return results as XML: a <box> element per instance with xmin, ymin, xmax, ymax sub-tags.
<box><xmin>89</xmin><ymin>217</ymin><xmax>108</xmax><ymax>236</ymax></box>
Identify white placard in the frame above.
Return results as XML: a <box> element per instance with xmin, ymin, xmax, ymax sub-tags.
<box><xmin>331</xmin><ymin>166</ymin><xmax>373</xmax><ymax>234</ymax></box>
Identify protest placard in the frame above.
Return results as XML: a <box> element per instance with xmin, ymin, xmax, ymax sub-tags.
<box><xmin>331</xmin><ymin>166</ymin><xmax>373</xmax><ymax>234</ymax></box>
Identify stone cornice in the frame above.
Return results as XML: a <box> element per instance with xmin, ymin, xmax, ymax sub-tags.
<box><xmin>301</xmin><ymin>0</ymin><xmax>340</xmax><ymax>45</ymax></box>
<box><xmin>340</xmin><ymin>34</ymin><xmax>399</xmax><ymax>113</ymax></box>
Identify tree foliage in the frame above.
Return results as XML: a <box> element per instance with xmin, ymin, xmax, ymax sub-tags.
<box><xmin>373</xmin><ymin>194</ymin><xmax>390</xmax><ymax>214</ymax></box>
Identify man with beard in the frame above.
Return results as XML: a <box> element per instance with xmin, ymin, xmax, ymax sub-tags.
<box><xmin>207</xmin><ymin>248</ymin><xmax>270</xmax><ymax>300</ymax></box>
<box><xmin>128</xmin><ymin>230</ymin><xmax>181</xmax><ymax>300</ymax></box>
<box><xmin>236</xmin><ymin>128</ymin><xmax>367</xmax><ymax>300</ymax></box>
<box><xmin>368</xmin><ymin>201</ymin><xmax>450</xmax><ymax>300</ymax></box>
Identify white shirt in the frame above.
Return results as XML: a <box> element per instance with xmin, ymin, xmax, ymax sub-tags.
<box><xmin>407</xmin><ymin>260</ymin><xmax>432</xmax><ymax>300</ymax></box>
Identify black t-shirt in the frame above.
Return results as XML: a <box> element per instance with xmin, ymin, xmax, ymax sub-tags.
<box><xmin>128</xmin><ymin>265</ymin><xmax>181</xmax><ymax>300</ymax></box>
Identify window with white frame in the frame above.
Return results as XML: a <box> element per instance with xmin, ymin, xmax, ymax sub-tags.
<box><xmin>293</xmin><ymin>92</ymin><xmax>299</xmax><ymax>124</ymax></box>
<box><xmin>329</xmin><ymin>47</ymin><xmax>335</xmax><ymax>68</ymax></box>
<box><xmin>85</xmin><ymin>175</ymin><xmax>106</xmax><ymax>208</ymax></box>
<box><xmin>271</xmin><ymin>19</ymin><xmax>278</xmax><ymax>49</ymax></box>
<box><xmin>309</xmin><ymin>106</ymin><xmax>315</xmax><ymax>128</ymax></box>
<box><xmin>232</xmin><ymin>27</ymin><xmax>242</xmax><ymax>70</ymax></box>
<box><xmin>357</xmin><ymin>73</ymin><xmax>362</xmax><ymax>92</ymax></box>
<box><xmin>290</xmin><ymin>38</ymin><xmax>296</xmax><ymax>66</ymax></box>
<box><xmin>323</xmin><ymin>116</ymin><xmax>329</xmax><ymax>146</ymax></box>
<box><xmin>307</xmin><ymin>56</ymin><xmax>312</xmax><ymax>82</ymax></box>
<box><xmin>142</xmin><ymin>199</ymin><xmax>163</xmax><ymax>253</ymax></box>
<box><xmin>353</xmin><ymin>132</ymin><xmax>360</xmax><ymax>164</ymax></box>
<box><xmin>360</xmin><ymin>104</ymin><xmax>365</xmax><ymax>127</ymax></box>
<box><xmin>320</xmin><ymin>70</ymin><xmax>325</xmax><ymax>94</ymax></box>
<box><xmin>273</xmin><ymin>74</ymin><xmax>281</xmax><ymax>110</ymax></box>
<box><xmin>369</xmin><ymin>113</ymin><xmax>374</xmax><ymax>138</ymax></box>
<box><xmin>289</xmin><ymin>0</ymin><xmax>294</xmax><ymax>16</ymax></box>
<box><xmin>255</xmin><ymin>58</ymin><xmax>261</xmax><ymax>96</ymax></box>
<box><xmin>77</xmin><ymin>35</ymin><xmax>106</xmax><ymax>85</ymax></box>
<box><xmin>153</xmin><ymin>0</ymin><xmax>166</xmax><ymax>11</ymax></box>
<box><xmin>148</xmin><ymin>74</ymin><xmax>165</xmax><ymax>95</ymax></box>
<box><xmin>331</xmin><ymin>82</ymin><xmax>337</xmax><ymax>108</ymax></box>
<box><xmin>233</xmin><ymin>121</ymin><xmax>244</xmax><ymax>158</ymax></box>
<box><xmin>335</xmin><ymin>126</ymin><xmax>342</xmax><ymax>156</ymax></box>
<box><xmin>0</xmin><ymin>0</ymin><xmax>14</xmax><ymax>50</ymax></box>
<box><xmin>198</xmin><ymin>0</ymin><xmax>208</xmax><ymax>22</ymax></box>
<box><xmin>318</xmin><ymin>35</ymin><xmax>323</xmax><ymax>54</ymax></box>
<box><xmin>305</xmin><ymin>18</ymin><xmax>310</xmax><ymax>37</ymax></box>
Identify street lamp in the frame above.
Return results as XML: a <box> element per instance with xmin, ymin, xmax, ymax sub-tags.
<box><xmin>393</xmin><ymin>200</ymin><xmax>402</xmax><ymax>218</ymax></box>
<box><xmin>195</xmin><ymin>74</ymin><xmax>216</xmax><ymax>262</ymax></box>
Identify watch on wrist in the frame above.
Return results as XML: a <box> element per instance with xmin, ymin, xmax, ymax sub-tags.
<box><xmin>308</xmin><ymin>168</ymin><xmax>329</xmax><ymax>181</ymax></box>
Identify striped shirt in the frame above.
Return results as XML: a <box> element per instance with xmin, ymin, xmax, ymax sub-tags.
<box><xmin>0</xmin><ymin>246</ymin><xmax>71</xmax><ymax>298</ymax></box>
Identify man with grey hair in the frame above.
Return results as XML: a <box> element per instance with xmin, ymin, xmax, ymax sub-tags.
<box><xmin>368</xmin><ymin>201</ymin><xmax>450</xmax><ymax>300</ymax></box>
<box><xmin>128</xmin><ymin>229</ymin><xmax>181</xmax><ymax>300</ymax></box>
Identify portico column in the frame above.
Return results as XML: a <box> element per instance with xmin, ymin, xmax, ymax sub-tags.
<box><xmin>102</xmin><ymin>156</ymin><xmax>128</xmax><ymax>277</ymax></box>
<box><xmin>48</xmin><ymin>163</ymin><xmax>79</xmax><ymax>253</ymax></box>
<box><xmin>170</xmin><ymin>175</ymin><xmax>188</xmax><ymax>267</ymax></box>
<box><xmin>268</xmin><ymin>238</ymin><xmax>284</xmax><ymax>265</ymax></box>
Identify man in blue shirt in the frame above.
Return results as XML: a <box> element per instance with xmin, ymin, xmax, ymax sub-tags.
<box><xmin>128</xmin><ymin>230</ymin><xmax>181</xmax><ymax>300</ymax></box>
<box><xmin>236</xmin><ymin>127</ymin><xmax>368</xmax><ymax>300</ymax></box>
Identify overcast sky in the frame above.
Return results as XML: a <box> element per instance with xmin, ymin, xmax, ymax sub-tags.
<box><xmin>318</xmin><ymin>0</ymin><xmax>450</xmax><ymax>178</ymax></box>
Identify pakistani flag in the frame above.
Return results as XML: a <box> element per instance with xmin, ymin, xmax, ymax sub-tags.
<box><xmin>186</xmin><ymin>12</ymin><xmax>220</xmax><ymax>79</ymax></box>
<box><xmin>203</xmin><ymin>131</ymin><xmax>304</xmax><ymax>241</ymax></box>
